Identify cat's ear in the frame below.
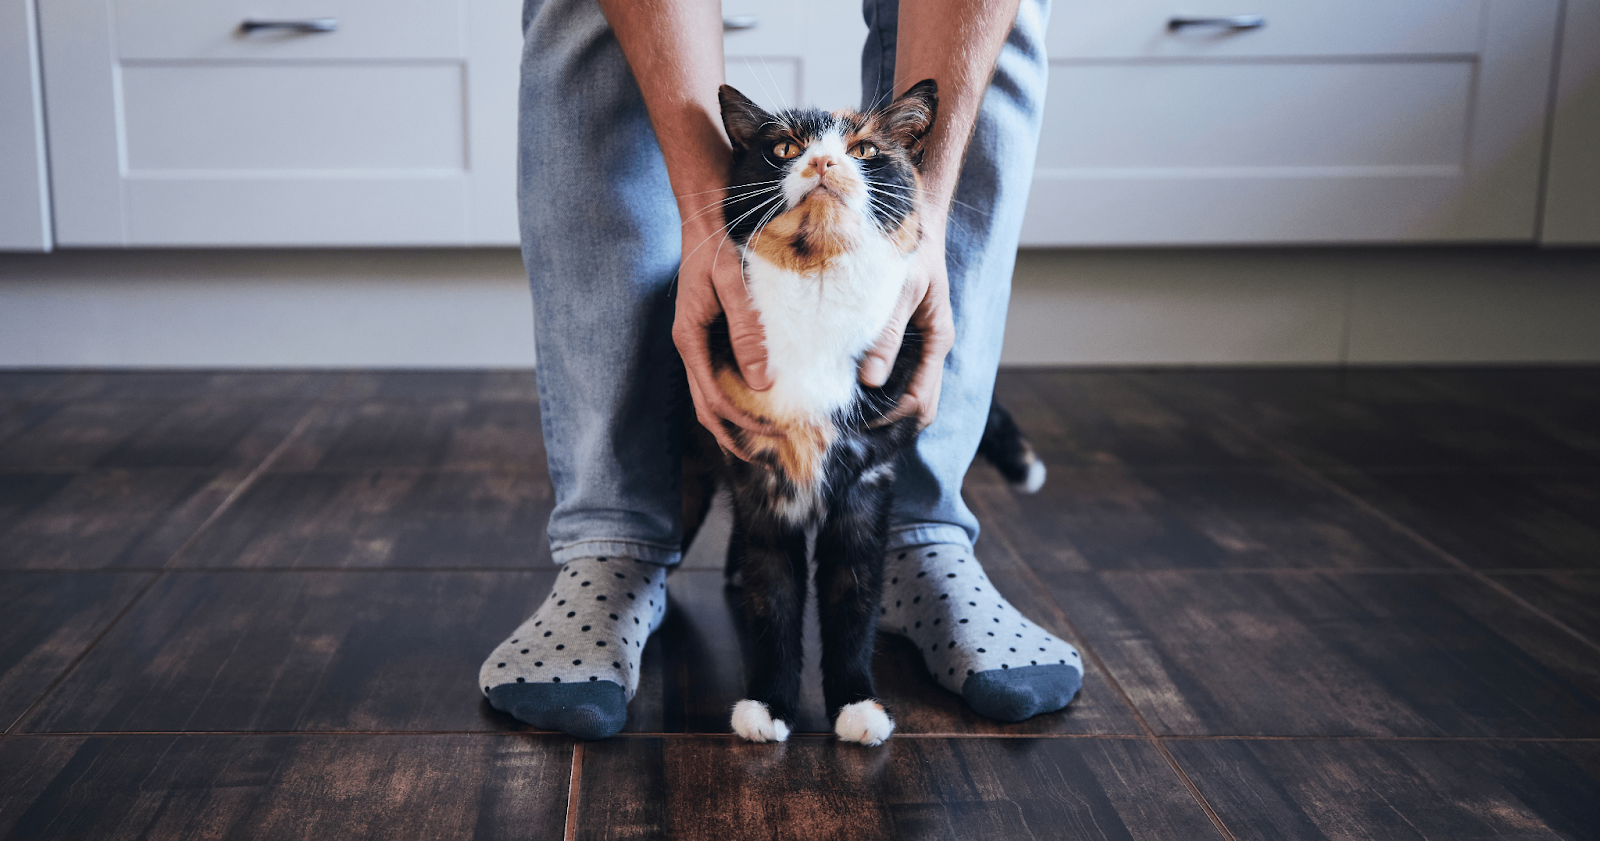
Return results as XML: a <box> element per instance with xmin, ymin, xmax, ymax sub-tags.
<box><xmin>879</xmin><ymin>79</ymin><xmax>938</xmax><ymax>165</ymax></box>
<box><xmin>719</xmin><ymin>85</ymin><xmax>771</xmax><ymax>150</ymax></box>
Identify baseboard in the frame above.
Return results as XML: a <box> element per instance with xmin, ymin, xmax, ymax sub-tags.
<box><xmin>1</xmin><ymin>246</ymin><xmax>1597</xmax><ymax>368</ymax></box>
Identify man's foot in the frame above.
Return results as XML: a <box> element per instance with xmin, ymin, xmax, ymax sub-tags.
<box><xmin>479</xmin><ymin>556</ymin><xmax>668</xmax><ymax>739</ymax></box>
<box><xmin>880</xmin><ymin>544</ymin><xmax>1082</xmax><ymax>722</ymax></box>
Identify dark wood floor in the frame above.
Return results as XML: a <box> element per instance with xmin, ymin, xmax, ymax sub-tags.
<box><xmin>2</xmin><ymin>368</ymin><xmax>1598</xmax><ymax>840</ymax></box>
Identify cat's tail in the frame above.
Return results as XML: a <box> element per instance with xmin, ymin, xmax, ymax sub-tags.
<box><xmin>977</xmin><ymin>401</ymin><xmax>1046</xmax><ymax>493</ymax></box>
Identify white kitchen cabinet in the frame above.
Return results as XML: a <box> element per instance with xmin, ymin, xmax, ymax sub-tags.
<box><xmin>1</xmin><ymin>0</ymin><xmax>52</xmax><ymax>252</ymax></box>
<box><xmin>1541</xmin><ymin>0</ymin><xmax>1600</xmax><ymax>245</ymax></box>
<box><xmin>1022</xmin><ymin>0</ymin><xmax>1564</xmax><ymax>245</ymax></box>
<box><xmin>39</xmin><ymin>0</ymin><xmax>522</xmax><ymax>247</ymax></box>
<box><xmin>721</xmin><ymin>0</ymin><xmax>867</xmax><ymax>111</ymax></box>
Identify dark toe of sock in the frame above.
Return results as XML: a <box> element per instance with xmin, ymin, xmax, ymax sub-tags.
<box><xmin>961</xmin><ymin>664</ymin><xmax>1083</xmax><ymax>723</ymax></box>
<box><xmin>487</xmin><ymin>680</ymin><xmax>628</xmax><ymax>740</ymax></box>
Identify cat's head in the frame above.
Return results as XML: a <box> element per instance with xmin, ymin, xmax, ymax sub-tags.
<box><xmin>717</xmin><ymin>81</ymin><xmax>937</xmax><ymax>271</ymax></box>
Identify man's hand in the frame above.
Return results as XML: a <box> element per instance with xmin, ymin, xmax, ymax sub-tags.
<box><xmin>673</xmin><ymin>212</ymin><xmax>775</xmax><ymax>460</ymax></box>
<box><xmin>855</xmin><ymin>0</ymin><xmax>1020</xmax><ymax>429</ymax></box>
<box><xmin>594</xmin><ymin>0</ymin><xmax>777</xmax><ymax>460</ymax></box>
<box><xmin>858</xmin><ymin>221</ymin><xmax>955</xmax><ymax>429</ymax></box>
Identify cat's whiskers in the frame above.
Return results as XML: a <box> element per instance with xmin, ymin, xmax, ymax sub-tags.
<box><xmin>680</xmin><ymin>184</ymin><xmax>784</xmax><ymax>229</ymax></box>
<box><xmin>863</xmin><ymin>177</ymin><xmax>990</xmax><ymax>218</ymax></box>
<box><xmin>742</xmin><ymin>190</ymin><xmax>792</xmax><ymax>268</ymax></box>
<box><xmin>672</xmin><ymin>180</ymin><xmax>783</xmax><ymax>201</ymax></box>
<box><xmin>680</xmin><ymin>191</ymin><xmax>786</xmax><ymax>277</ymax></box>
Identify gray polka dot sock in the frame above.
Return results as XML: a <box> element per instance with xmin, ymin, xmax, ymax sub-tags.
<box><xmin>480</xmin><ymin>556</ymin><xmax>668</xmax><ymax>739</ymax></box>
<box><xmin>880</xmin><ymin>543</ymin><xmax>1083</xmax><ymax>722</ymax></box>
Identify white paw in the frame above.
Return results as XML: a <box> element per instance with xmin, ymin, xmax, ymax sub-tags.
<box><xmin>834</xmin><ymin>700</ymin><xmax>894</xmax><ymax>746</ymax></box>
<box><xmin>731</xmin><ymin>699</ymin><xmax>790</xmax><ymax>743</ymax></box>
<box><xmin>1017</xmin><ymin>458</ymin><xmax>1046</xmax><ymax>494</ymax></box>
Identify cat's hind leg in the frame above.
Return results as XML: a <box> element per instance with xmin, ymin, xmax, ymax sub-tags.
<box><xmin>727</xmin><ymin>499</ymin><xmax>808</xmax><ymax>743</ymax></box>
<box><xmin>815</xmin><ymin>469</ymin><xmax>896</xmax><ymax>746</ymax></box>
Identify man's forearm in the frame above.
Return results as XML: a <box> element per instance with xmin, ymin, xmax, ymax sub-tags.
<box><xmin>596</xmin><ymin>0</ymin><xmax>730</xmax><ymax>221</ymax></box>
<box><xmin>894</xmin><ymin>0</ymin><xmax>1021</xmax><ymax>231</ymax></box>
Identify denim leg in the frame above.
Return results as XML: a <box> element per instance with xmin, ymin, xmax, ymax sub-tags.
<box><xmin>861</xmin><ymin>0</ymin><xmax>1053</xmax><ymax>549</ymax></box>
<box><xmin>519</xmin><ymin>0</ymin><xmax>685</xmax><ymax>566</ymax></box>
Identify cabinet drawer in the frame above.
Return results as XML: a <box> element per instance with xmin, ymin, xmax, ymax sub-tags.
<box><xmin>120</xmin><ymin>64</ymin><xmax>464</xmax><ymax>172</ymax></box>
<box><xmin>114</xmin><ymin>0</ymin><xmax>465</xmax><ymax>60</ymax></box>
<box><xmin>1038</xmin><ymin>63</ymin><xmax>1472</xmax><ymax>172</ymax></box>
<box><xmin>1048</xmin><ymin>0</ymin><xmax>1483</xmax><ymax>59</ymax></box>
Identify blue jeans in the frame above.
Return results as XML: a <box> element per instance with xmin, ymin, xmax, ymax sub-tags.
<box><xmin>519</xmin><ymin>0</ymin><xmax>1051</xmax><ymax>566</ymax></box>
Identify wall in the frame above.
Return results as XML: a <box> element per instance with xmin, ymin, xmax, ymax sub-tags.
<box><xmin>1004</xmin><ymin>247</ymin><xmax>1600</xmax><ymax>365</ymax></box>
<box><xmin>1</xmin><ymin>246</ymin><xmax>1597</xmax><ymax>369</ymax></box>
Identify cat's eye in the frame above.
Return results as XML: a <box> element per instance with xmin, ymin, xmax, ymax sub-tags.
<box><xmin>772</xmin><ymin>141</ymin><xmax>802</xmax><ymax>159</ymax></box>
<box><xmin>850</xmin><ymin>142</ymin><xmax>879</xmax><ymax>159</ymax></box>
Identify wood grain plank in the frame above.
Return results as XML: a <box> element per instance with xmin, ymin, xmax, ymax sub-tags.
<box><xmin>577</xmin><ymin>736</ymin><xmax>1222</xmax><ymax>841</ymax></box>
<box><xmin>969</xmin><ymin>465</ymin><xmax>1447</xmax><ymax>572</ymax></box>
<box><xmin>0</xmin><ymin>734</ymin><xmax>570</xmax><ymax>840</ymax></box>
<box><xmin>1321</xmin><ymin>470</ymin><xmax>1600</xmax><ymax>571</ymax></box>
<box><xmin>1416</xmin><ymin>368</ymin><xmax>1600</xmax><ymax>463</ymax></box>
<box><xmin>40</xmin><ymin>371</ymin><xmax>343</xmax><ymax>404</ymax></box>
<box><xmin>0</xmin><ymin>572</ymin><xmax>153</xmax><ymax>729</ymax></box>
<box><xmin>330</xmin><ymin>371</ymin><xmax>540</xmax><ymax>404</ymax></box>
<box><xmin>175</xmin><ymin>470</ymin><xmax>555</xmax><ymax>568</ymax></box>
<box><xmin>1046</xmin><ymin>571</ymin><xmax>1600</xmax><ymax>737</ymax></box>
<box><xmin>0</xmin><ymin>371</ymin><xmax>73</xmax><ymax>400</ymax></box>
<box><xmin>0</xmin><ymin>398</ymin><xmax>310</xmax><ymax>470</ymax></box>
<box><xmin>1131</xmin><ymin>367</ymin><xmax>1600</xmax><ymax>471</ymax></box>
<box><xmin>994</xmin><ymin>370</ymin><xmax>1275</xmax><ymax>469</ymax></box>
<box><xmin>1491</xmin><ymin>572</ymin><xmax>1600</xmax><ymax>646</ymax></box>
<box><xmin>271</xmin><ymin>399</ymin><xmax>546</xmax><ymax>471</ymax></box>
<box><xmin>1169</xmin><ymin>739</ymin><xmax>1600</xmax><ymax>841</ymax></box>
<box><xmin>0</xmin><ymin>469</ymin><xmax>249</xmax><ymax>570</ymax></box>
<box><xmin>19</xmin><ymin>570</ymin><xmax>559</xmax><ymax>733</ymax></box>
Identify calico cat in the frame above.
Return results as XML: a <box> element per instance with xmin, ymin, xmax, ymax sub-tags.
<box><xmin>680</xmin><ymin>81</ymin><xmax>1043</xmax><ymax>747</ymax></box>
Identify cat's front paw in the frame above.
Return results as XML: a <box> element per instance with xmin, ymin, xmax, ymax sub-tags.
<box><xmin>834</xmin><ymin>700</ymin><xmax>894</xmax><ymax>746</ymax></box>
<box><xmin>732</xmin><ymin>699</ymin><xmax>791</xmax><ymax>743</ymax></box>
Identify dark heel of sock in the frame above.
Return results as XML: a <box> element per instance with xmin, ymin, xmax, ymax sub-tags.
<box><xmin>487</xmin><ymin>680</ymin><xmax>628</xmax><ymax>740</ymax></box>
<box><xmin>962</xmin><ymin>664</ymin><xmax>1082</xmax><ymax>723</ymax></box>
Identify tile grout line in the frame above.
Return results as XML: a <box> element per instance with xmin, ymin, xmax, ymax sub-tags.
<box><xmin>972</xmin><ymin>494</ymin><xmax>1240</xmax><ymax>841</ymax></box>
<box><xmin>1</xmin><ymin>401</ymin><xmax>327</xmax><ymax>737</ymax></box>
<box><xmin>1211</xmin><ymin>413</ymin><xmax>1600</xmax><ymax>658</ymax></box>
<box><xmin>564</xmin><ymin>741</ymin><xmax>584</xmax><ymax>841</ymax></box>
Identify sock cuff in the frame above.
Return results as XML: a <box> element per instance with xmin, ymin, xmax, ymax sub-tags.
<box><xmin>551</xmin><ymin>539</ymin><xmax>681</xmax><ymax>567</ymax></box>
<box><xmin>886</xmin><ymin>525</ymin><xmax>974</xmax><ymax>552</ymax></box>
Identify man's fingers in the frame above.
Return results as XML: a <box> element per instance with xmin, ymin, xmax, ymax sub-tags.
<box><xmin>686</xmin><ymin>374</ymin><xmax>754</xmax><ymax>462</ymax></box>
<box><xmin>713</xmin><ymin>243</ymin><xmax>772</xmax><ymax>392</ymax></box>
<box><xmin>673</xmin><ymin>323</ymin><xmax>776</xmax><ymax>439</ymax></box>
<box><xmin>723</xmin><ymin>302</ymin><xmax>771</xmax><ymax>392</ymax></box>
<box><xmin>859</xmin><ymin>282</ymin><xmax>919</xmax><ymax>388</ymax></box>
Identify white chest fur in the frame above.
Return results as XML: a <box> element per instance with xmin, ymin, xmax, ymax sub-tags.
<box><xmin>741</xmin><ymin>236</ymin><xmax>911</xmax><ymax>423</ymax></box>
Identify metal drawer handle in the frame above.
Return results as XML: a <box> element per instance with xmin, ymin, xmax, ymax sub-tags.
<box><xmin>240</xmin><ymin>18</ymin><xmax>340</xmax><ymax>34</ymax></box>
<box><xmin>1167</xmin><ymin>15</ymin><xmax>1265</xmax><ymax>31</ymax></box>
<box><xmin>723</xmin><ymin>16</ymin><xmax>758</xmax><ymax>31</ymax></box>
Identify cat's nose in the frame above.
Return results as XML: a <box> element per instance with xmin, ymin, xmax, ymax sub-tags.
<box><xmin>807</xmin><ymin>155</ymin><xmax>835</xmax><ymax>176</ymax></box>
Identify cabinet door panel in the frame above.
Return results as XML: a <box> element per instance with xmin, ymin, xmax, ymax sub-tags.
<box><xmin>124</xmin><ymin>179</ymin><xmax>468</xmax><ymax>246</ymax></box>
<box><xmin>1</xmin><ymin>0</ymin><xmax>51</xmax><ymax>251</ymax></box>
<box><xmin>1048</xmin><ymin>0</ymin><xmax>1483</xmax><ymax>59</ymax></box>
<box><xmin>121</xmin><ymin>64</ymin><xmax>465</xmax><ymax>172</ymax></box>
<box><xmin>114</xmin><ymin>0</ymin><xmax>464</xmax><ymax>60</ymax></box>
<box><xmin>723</xmin><ymin>0</ymin><xmax>865</xmax><ymax>110</ymax></box>
<box><xmin>40</xmin><ymin>0</ymin><xmax>519</xmax><ymax>246</ymax></box>
<box><xmin>1039</xmin><ymin>63</ymin><xmax>1472</xmax><ymax>171</ymax></box>
<box><xmin>1024</xmin><ymin>0</ymin><xmax>1561</xmax><ymax>245</ymax></box>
